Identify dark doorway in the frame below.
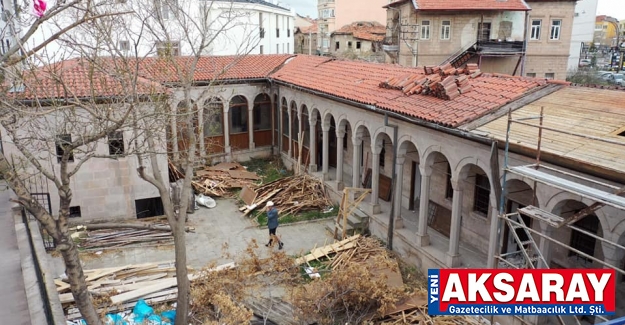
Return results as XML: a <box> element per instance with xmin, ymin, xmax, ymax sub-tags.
<box><xmin>409</xmin><ymin>161</ymin><xmax>420</xmax><ymax>211</ymax></box>
<box><xmin>478</xmin><ymin>22</ymin><xmax>491</xmax><ymax>41</ymax></box>
<box><xmin>329</xmin><ymin>118</ymin><xmax>337</xmax><ymax>168</ymax></box>
<box><xmin>501</xmin><ymin>200</ymin><xmax>530</xmax><ymax>254</ymax></box>
<box><xmin>135</xmin><ymin>197</ymin><xmax>164</xmax><ymax>219</ymax></box>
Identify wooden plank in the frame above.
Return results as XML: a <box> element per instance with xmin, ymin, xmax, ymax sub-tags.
<box><xmin>295</xmin><ymin>235</ymin><xmax>360</xmax><ymax>265</ymax></box>
<box><xmin>55</xmin><ymin>279</ymin><xmax>70</xmax><ymax>292</ymax></box>
<box><xmin>207</xmin><ymin>162</ymin><xmax>243</xmax><ymax>171</ymax></box>
<box><xmin>239</xmin><ymin>185</ymin><xmax>258</xmax><ymax>206</ymax></box>
<box><xmin>228</xmin><ymin>169</ymin><xmax>261</xmax><ymax>180</ymax></box>
<box><xmin>109</xmin><ymin>278</ymin><xmax>178</xmax><ymax>304</ymax></box>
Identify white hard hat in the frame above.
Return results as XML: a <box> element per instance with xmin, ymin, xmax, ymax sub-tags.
<box><xmin>266</xmin><ymin>201</ymin><xmax>274</xmax><ymax>207</ymax></box>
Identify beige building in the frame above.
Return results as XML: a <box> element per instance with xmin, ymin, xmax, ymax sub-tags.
<box><xmin>294</xmin><ymin>20</ymin><xmax>318</xmax><ymax>54</ymax></box>
<box><xmin>383</xmin><ymin>0</ymin><xmax>576</xmax><ymax>80</ymax></box>
<box><xmin>317</xmin><ymin>0</ymin><xmax>387</xmax><ymax>55</ymax></box>
<box><xmin>8</xmin><ymin>54</ymin><xmax>625</xmax><ymax>322</ymax></box>
<box><xmin>330</xmin><ymin>21</ymin><xmax>385</xmax><ymax>62</ymax></box>
<box><xmin>594</xmin><ymin>15</ymin><xmax>620</xmax><ymax>48</ymax></box>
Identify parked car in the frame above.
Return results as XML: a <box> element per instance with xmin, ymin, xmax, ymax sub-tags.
<box><xmin>607</xmin><ymin>73</ymin><xmax>625</xmax><ymax>86</ymax></box>
<box><xmin>599</xmin><ymin>71</ymin><xmax>614</xmax><ymax>80</ymax></box>
<box><xmin>579</xmin><ymin>59</ymin><xmax>591</xmax><ymax>67</ymax></box>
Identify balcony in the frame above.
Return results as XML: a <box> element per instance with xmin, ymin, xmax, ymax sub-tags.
<box><xmin>476</xmin><ymin>40</ymin><xmax>524</xmax><ymax>55</ymax></box>
<box><xmin>382</xmin><ymin>36</ymin><xmax>399</xmax><ymax>53</ymax></box>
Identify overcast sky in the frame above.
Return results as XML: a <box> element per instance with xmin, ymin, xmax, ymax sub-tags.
<box><xmin>283</xmin><ymin>0</ymin><xmax>625</xmax><ymax>21</ymax></box>
<box><xmin>597</xmin><ymin>0</ymin><xmax>625</xmax><ymax>20</ymax></box>
<box><xmin>279</xmin><ymin>0</ymin><xmax>316</xmax><ymax>17</ymax></box>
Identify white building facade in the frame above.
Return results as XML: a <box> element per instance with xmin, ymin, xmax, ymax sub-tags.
<box><xmin>568</xmin><ymin>0</ymin><xmax>599</xmax><ymax>71</ymax></box>
<box><xmin>28</xmin><ymin>0</ymin><xmax>295</xmax><ymax>62</ymax></box>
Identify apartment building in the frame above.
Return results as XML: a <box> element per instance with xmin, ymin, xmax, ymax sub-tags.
<box><xmin>594</xmin><ymin>15</ymin><xmax>620</xmax><ymax>48</ymax></box>
<box><xmin>30</xmin><ymin>0</ymin><xmax>295</xmax><ymax>61</ymax></box>
<box><xmin>316</xmin><ymin>0</ymin><xmax>387</xmax><ymax>54</ymax></box>
<box><xmin>383</xmin><ymin>0</ymin><xmax>576</xmax><ymax>80</ymax></box>
<box><xmin>568</xmin><ymin>0</ymin><xmax>599</xmax><ymax>71</ymax></box>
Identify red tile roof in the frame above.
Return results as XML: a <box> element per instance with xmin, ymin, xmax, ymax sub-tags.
<box><xmin>298</xmin><ymin>21</ymin><xmax>318</xmax><ymax>34</ymax></box>
<box><xmin>270</xmin><ymin>56</ymin><xmax>547</xmax><ymax>127</ymax></box>
<box><xmin>138</xmin><ymin>54</ymin><xmax>294</xmax><ymax>83</ymax></box>
<box><xmin>11</xmin><ymin>58</ymin><xmax>166</xmax><ymax>101</ymax></box>
<box><xmin>386</xmin><ymin>0</ymin><xmax>530</xmax><ymax>11</ymax></box>
<box><xmin>333</xmin><ymin>21</ymin><xmax>386</xmax><ymax>42</ymax></box>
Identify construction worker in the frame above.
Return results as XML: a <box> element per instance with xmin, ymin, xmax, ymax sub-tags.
<box><xmin>265</xmin><ymin>201</ymin><xmax>284</xmax><ymax>250</ymax></box>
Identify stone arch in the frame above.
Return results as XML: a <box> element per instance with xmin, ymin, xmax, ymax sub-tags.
<box><xmin>372</xmin><ymin>126</ymin><xmax>396</xmax><ymax>146</ymax></box>
<box><xmin>421</xmin><ymin>145</ymin><xmax>453</xmax><ymax>171</ymax></box>
<box><xmin>547</xmin><ymin>193</ymin><xmax>610</xmax><ymax>237</ymax></box>
<box><xmin>455</xmin><ymin>156</ymin><xmax>496</xmax><ymax>208</ymax></box>
<box><xmin>550</xmin><ymin>199</ymin><xmax>606</xmax><ymax>268</ymax></box>
<box><xmin>352</xmin><ymin>121</ymin><xmax>370</xmax><ymax>142</ymax></box>
<box><xmin>502</xmin><ymin>177</ymin><xmax>540</xmax><ymax>209</ymax></box>
<box><xmin>321</xmin><ymin>110</ymin><xmax>335</xmax><ymax>130</ymax></box>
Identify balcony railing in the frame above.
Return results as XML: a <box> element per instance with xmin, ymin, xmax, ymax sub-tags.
<box><xmin>382</xmin><ymin>36</ymin><xmax>399</xmax><ymax>53</ymax></box>
<box><xmin>476</xmin><ymin>40</ymin><xmax>524</xmax><ymax>55</ymax></box>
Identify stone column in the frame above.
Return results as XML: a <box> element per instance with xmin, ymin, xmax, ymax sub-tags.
<box><xmin>309</xmin><ymin>117</ymin><xmax>317</xmax><ymax>172</ymax></box>
<box><xmin>538</xmin><ymin>222</ymin><xmax>554</xmax><ymax>268</ymax></box>
<box><xmin>336</xmin><ymin>129</ymin><xmax>345</xmax><ymax>189</ymax></box>
<box><xmin>487</xmin><ymin>205</ymin><xmax>501</xmax><ymax>268</ymax></box>
<box><xmin>322</xmin><ymin>124</ymin><xmax>329</xmax><ymax>180</ymax></box>
<box><xmin>394</xmin><ymin>156</ymin><xmax>405</xmax><ymax>229</ymax></box>
<box><xmin>248</xmin><ymin>104</ymin><xmax>255</xmax><ymax>149</ymax></box>
<box><xmin>371</xmin><ymin>150</ymin><xmax>380</xmax><ymax>205</ymax></box>
<box><xmin>446</xmin><ymin>178</ymin><xmax>463</xmax><ymax>267</ymax></box>
<box><xmin>223</xmin><ymin>106</ymin><xmax>231</xmax><ymax>161</ymax></box>
<box><xmin>352</xmin><ymin>139</ymin><xmax>362</xmax><ymax>188</ymax></box>
<box><xmin>416</xmin><ymin>165</ymin><xmax>431</xmax><ymax>247</ymax></box>
<box><xmin>287</xmin><ymin>109</ymin><xmax>292</xmax><ymax>158</ymax></box>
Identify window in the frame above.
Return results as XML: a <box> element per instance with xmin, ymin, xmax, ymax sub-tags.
<box><xmin>445</xmin><ymin>163</ymin><xmax>453</xmax><ymax>199</ymax></box>
<box><xmin>347</xmin><ymin>41</ymin><xmax>352</xmax><ymax>49</ymax></box>
<box><xmin>55</xmin><ymin>134</ymin><xmax>74</xmax><ymax>163</ymax></box>
<box><xmin>473</xmin><ymin>173</ymin><xmax>490</xmax><ymax>215</ymax></box>
<box><xmin>203</xmin><ymin>98</ymin><xmax>223</xmax><ymax>137</ymax></box>
<box><xmin>287</xmin><ymin>18</ymin><xmax>290</xmax><ymax>37</ymax></box>
<box><xmin>108</xmin><ymin>131</ymin><xmax>124</xmax><ymax>156</ymax></box>
<box><xmin>281</xmin><ymin>106</ymin><xmax>289</xmax><ymax>137</ymax></box>
<box><xmin>253</xmin><ymin>94</ymin><xmax>271</xmax><ymax>131</ymax></box>
<box><xmin>545</xmin><ymin>72</ymin><xmax>555</xmax><ymax>79</ymax></box>
<box><xmin>322</xmin><ymin>39</ymin><xmax>329</xmax><ymax>47</ymax></box>
<box><xmin>259</xmin><ymin>45</ymin><xmax>264</xmax><ymax>54</ymax></box>
<box><xmin>287</xmin><ymin>43</ymin><xmax>290</xmax><ymax>53</ymax></box>
<box><xmin>530</xmin><ymin>19</ymin><xmax>541</xmax><ymax>40</ymax></box>
<box><xmin>118</xmin><ymin>40</ymin><xmax>129</xmax><ymax>52</ymax></box>
<box><xmin>259</xmin><ymin>13</ymin><xmax>264</xmax><ymax>39</ymax></box>
<box><xmin>335</xmin><ymin>41</ymin><xmax>340</xmax><ymax>50</ymax></box>
<box><xmin>421</xmin><ymin>20</ymin><xmax>430</xmax><ymax>40</ymax></box>
<box><xmin>569</xmin><ymin>216</ymin><xmax>599</xmax><ymax>263</ymax></box>
<box><xmin>441</xmin><ymin>20</ymin><xmax>451</xmax><ymax>40</ymax></box>
<box><xmin>550</xmin><ymin>19</ymin><xmax>561</xmax><ymax>40</ymax></box>
<box><xmin>276</xmin><ymin>44</ymin><xmax>279</xmax><ymax>53</ymax></box>
<box><xmin>356</xmin><ymin>41</ymin><xmax>361</xmax><ymax>49</ymax></box>
<box><xmin>229</xmin><ymin>96</ymin><xmax>248</xmax><ymax>134</ymax></box>
<box><xmin>276</xmin><ymin>14</ymin><xmax>279</xmax><ymax>37</ymax></box>
<box><xmin>135</xmin><ymin>197</ymin><xmax>164</xmax><ymax>219</ymax></box>
<box><xmin>69</xmin><ymin>206</ymin><xmax>81</xmax><ymax>218</ymax></box>
<box><xmin>526</xmin><ymin>72</ymin><xmax>536</xmax><ymax>77</ymax></box>
<box><xmin>155</xmin><ymin>0</ymin><xmax>175</xmax><ymax>19</ymax></box>
<box><xmin>155</xmin><ymin>41</ymin><xmax>180</xmax><ymax>56</ymax></box>
<box><xmin>276</xmin><ymin>28</ymin><xmax>280</xmax><ymax>38</ymax></box>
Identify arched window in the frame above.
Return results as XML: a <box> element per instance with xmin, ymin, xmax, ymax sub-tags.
<box><xmin>281</xmin><ymin>98</ymin><xmax>289</xmax><ymax>137</ymax></box>
<box><xmin>229</xmin><ymin>96</ymin><xmax>248</xmax><ymax>134</ymax></box>
<box><xmin>253</xmin><ymin>94</ymin><xmax>272</xmax><ymax>130</ymax></box>
<box><xmin>290</xmin><ymin>101</ymin><xmax>299</xmax><ymax>140</ymax></box>
<box><xmin>203</xmin><ymin>98</ymin><xmax>223</xmax><ymax>137</ymax></box>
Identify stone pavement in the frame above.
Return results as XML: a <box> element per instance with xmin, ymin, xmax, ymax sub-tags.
<box><xmin>0</xmin><ymin>183</ymin><xmax>32</xmax><ymax>325</ymax></box>
<box><xmin>48</xmin><ymin>198</ymin><xmax>335</xmax><ymax>274</ymax></box>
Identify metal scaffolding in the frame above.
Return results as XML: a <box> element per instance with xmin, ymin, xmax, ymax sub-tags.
<box><xmin>494</xmin><ymin>107</ymin><xmax>625</xmax><ymax>325</ymax></box>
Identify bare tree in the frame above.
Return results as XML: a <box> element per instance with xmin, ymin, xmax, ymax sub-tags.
<box><xmin>102</xmin><ymin>0</ymin><xmax>263</xmax><ymax>323</ymax></box>
<box><xmin>0</xmin><ymin>1</ymin><xmax>158</xmax><ymax>324</ymax></box>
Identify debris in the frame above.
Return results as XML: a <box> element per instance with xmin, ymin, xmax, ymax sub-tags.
<box><xmin>195</xmin><ymin>194</ymin><xmax>216</xmax><ymax>208</ymax></box>
<box><xmin>191</xmin><ymin>161</ymin><xmax>262</xmax><ymax>197</ymax></box>
<box><xmin>294</xmin><ymin>234</ymin><xmax>361</xmax><ymax>265</ymax></box>
<box><xmin>239</xmin><ymin>185</ymin><xmax>257</xmax><ymax>206</ymax></box>
<box><xmin>70</xmin><ymin>222</ymin><xmax>195</xmax><ymax>250</ymax></box>
<box><xmin>241</xmin><ymin>174</ymin><xmax>332</xmax><ymax>217</ymax></box>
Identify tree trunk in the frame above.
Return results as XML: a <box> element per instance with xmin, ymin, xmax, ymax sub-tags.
<box><xmin>60</xmin><ymin>237</ymin><xmax>103</xmax><ymax>325</ymax></box>
<box><xmin>173</xmin><ymin>218</ymin><xmax>190</xmax><ymax>325</ymax></box>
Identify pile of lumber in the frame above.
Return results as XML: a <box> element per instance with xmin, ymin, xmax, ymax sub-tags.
<box><xmin>379</xmin><ymin>299</ymin><xmax>487</xmax><ymax>324</ymax></box>
<box><xmin>240</xmin><ymin>174</ymin><xmax>332</xmax><ymax>217</ymax></box>
<box><xmin>58</xmin><ymin>262</ymin><xmax>182</xmax><ymax>320</ymax></box>
<box><xmin>76</xmin><ymin>228</ymin><xmax>173</xmax><ymax>250</ymax></box>
<box><xmin>59</xmin><ymin>262</ymin><xmax>236</xmax><ymax>321</ymax></box>
<box><xmin>191</xmin><ymin>161</ymin><xmax>261</xmax><ymax>197</ymax></box>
